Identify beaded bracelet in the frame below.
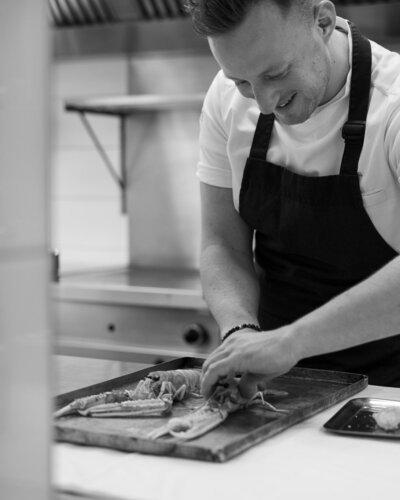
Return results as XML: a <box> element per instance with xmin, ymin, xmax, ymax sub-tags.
<box><xmin>222</xmin><ymin>323</ymin><xmax>262</xmax><ymax>342</ymax></box>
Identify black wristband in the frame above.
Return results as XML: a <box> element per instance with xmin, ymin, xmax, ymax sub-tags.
<box><xmin>222</xmin><ymin>323</ymin><xmax>261</xmax><ymax>342</ymax></box>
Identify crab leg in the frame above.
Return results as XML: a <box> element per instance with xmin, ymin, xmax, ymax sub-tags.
<box><xmin>262</xmin><ymin>388</ymin><xmax>289</xmax><ymax>398</ymax></box>
<box><xmin>80</xmin><ymin>395</ymin><xmax>173</xmax><ymax>418</ymax></box>
<box><xmin>54</xmin><ymin>389</ymin><xmax>136</xmax><ymax>418</ymax></box>
<box><xmin>148</xmin><ymin>402</ymin><xmax>229</xmax><ymax>440</ymax></box>
<box><xmin>254</xmin><ymin>392</ymin><xmax>289</xmax><ymax>414</ymax></box>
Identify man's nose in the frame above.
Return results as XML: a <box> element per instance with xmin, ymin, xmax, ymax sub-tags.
<box><xmin>252</xmin><ymin>84</ymin><xmax>279</xmax><ymax>115</ymax></box>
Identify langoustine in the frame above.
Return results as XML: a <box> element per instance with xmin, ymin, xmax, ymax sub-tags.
<box><xmin>54</xmin><ymin>368</ymin><xmax>202</xmax><ymax>418</ymax></box>
<box><xmin>148</xmin><ymin>378</ymin><xmax>288</xmax><ymax>441</ymax></box>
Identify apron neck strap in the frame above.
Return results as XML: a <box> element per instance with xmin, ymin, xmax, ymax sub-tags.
<box><xmin>339</xmin><ymin>22</ymin><xmax>372</xmax><ymax>175</ymax></box>
<box><xmin>248</xmin><ymin>22</ymin><xmax>371</xmax><ymax>174</ymax></box>
<box><xmin>249</xmin><ymin>113</ymin><xmax>275</xmax><ymax>160</ymax></box>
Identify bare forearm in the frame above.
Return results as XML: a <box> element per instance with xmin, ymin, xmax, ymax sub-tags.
<box><xmin>201</xmin><ymin>256</ymin><xmax>400</xmax><ymax>398</ymax></box>
<box><xmin>293</xmin><ymin>256</ymin><xmax>400</xmax><ymax>361</ymax></box>
<box><xmin>200</xmin><ymin>243</ymin><xmax>260</xmax><ymax>334</ymax></box>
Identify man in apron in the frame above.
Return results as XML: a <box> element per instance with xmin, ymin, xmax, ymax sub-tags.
<box><xmin>185</xmin><ymin>0</ymin><xmax>400</xmax><ymax>396</ymax></box>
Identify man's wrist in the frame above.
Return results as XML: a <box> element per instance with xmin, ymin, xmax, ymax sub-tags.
<box><xmin>288</xmin><ymin>318</ymin><xmax>315</xmax><ymax>363</ymax></box>
<box><xmin>221</xmin><ymin>323</ymin><xmax>262</xmax><ymax>342</ymax></box>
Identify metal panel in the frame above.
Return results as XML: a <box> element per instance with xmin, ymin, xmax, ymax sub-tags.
<box><xmin>54</xmin><ymin>300</ymin><xmax>219</xmax><ymax>361</ymax></box>
<box><xmin>51</xmin><ymin>1</ymin><xmax>400</xmax><ymax>57</ymax></box>
<box><xmin>53</xmin><ymin>17</ymin><xmax>209</xmax><ymax>58</ymax></box>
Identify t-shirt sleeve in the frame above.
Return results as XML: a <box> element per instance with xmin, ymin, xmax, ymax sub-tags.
<box><xmin>196</xmin><ymin>72</ymin><xmax>233</xmax><ymax>188</ymax></box>
<box><xmin>385</xmin><ymin>97</ymin><xmax>400</xmax><ymax>185</ymax></box>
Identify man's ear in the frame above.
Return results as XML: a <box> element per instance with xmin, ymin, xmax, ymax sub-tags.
<box><xmin>313</xmin><ymin>0</ymin><xmax>336</xmax><ymax>40</ymax></box>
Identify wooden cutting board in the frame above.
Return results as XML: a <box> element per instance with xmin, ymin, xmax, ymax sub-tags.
<box><xmin>54</xmin><ymin>357</ymin><xmax>367</xmax><ymax>462</ymax></box>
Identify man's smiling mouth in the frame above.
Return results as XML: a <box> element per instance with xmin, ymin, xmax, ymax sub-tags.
<box><xmin>277</xmin><ymin>93</ymin><xmax>296</xmax><ymax>109</ymax></box>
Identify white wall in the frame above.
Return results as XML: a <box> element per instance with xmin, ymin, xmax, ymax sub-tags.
<box><xmin>51</xmin><ymin>52</ymin><xmax>219</xmax><ymax>274</ymax></box>
<box><xmin>51</xmin><ymin>57</ymin><xmax>130</xmax><ymax>272</ymax></box>
<box><xmin>126</xmin><ymin>53</ymin><xmax>219</xmax><ymax>269</ymax></box>
<box><xmin>0</xmin><ymin>1</ymin><xmax>51</xmax><ymax>498</ymax></box>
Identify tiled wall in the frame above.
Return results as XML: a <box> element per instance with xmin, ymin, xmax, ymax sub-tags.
<box><xmin>51</xmin><ymin>57</ymin><xmax>130</xmax><ymax>272</ymax></box>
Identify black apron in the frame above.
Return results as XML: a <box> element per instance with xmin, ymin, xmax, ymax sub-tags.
<box><xmin>238</xmin><ymin>23</ymin><xmax>400</xmax><ymax>386</ymax></box>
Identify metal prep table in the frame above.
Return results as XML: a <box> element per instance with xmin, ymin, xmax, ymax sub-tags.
<box><xmin>53</xmin><ymin>266</ymin><xmax>220</xmax><ymax>365</ymax></box>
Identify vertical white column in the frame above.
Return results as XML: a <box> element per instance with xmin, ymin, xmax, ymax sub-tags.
<box><xmin>0</xmin><ymin>1</ymin><xmax>51</xmax><ymax>499</ymax></box>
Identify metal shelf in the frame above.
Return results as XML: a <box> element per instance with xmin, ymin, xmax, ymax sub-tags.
<box><xmin>65</xmin><ymin>93</ymin><xmax>205</xmax><ymax>212</ymax></box>
<box><xmin>53</xmin><ymin>265</ymin><xmax>206</xmax><ymax>309</ymax></box>
<box><xmin>65</xmin><ymin>93</ymin><xmax>205</xmax><ymax>115</ymax></box>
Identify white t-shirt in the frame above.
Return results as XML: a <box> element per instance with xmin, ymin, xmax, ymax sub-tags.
<box><xmin>197</xmin><ymin>18</ymin><xmax>400</xmax><ymax>252</ymax></box>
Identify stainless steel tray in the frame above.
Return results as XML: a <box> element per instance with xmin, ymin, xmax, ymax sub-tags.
<box><xmin>324</xmin><ymin>398</ymin><xmax>400</xmax><ymax>438</ymax></box>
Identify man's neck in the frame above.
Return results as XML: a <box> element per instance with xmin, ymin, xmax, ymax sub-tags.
<box><xmin>324</xmin><ymin>27</ymin><xmax>350</xmax><ymax>104</ymax></box>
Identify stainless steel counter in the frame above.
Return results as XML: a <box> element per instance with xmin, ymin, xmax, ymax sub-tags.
<box><xmin>53</xmin><ymin>355</ymin><xmax>151</xmax><ymax>395</ymax></box>
<box><xmin>53</xmin><ymin>266</ymin><xmax>220</xmax><ymax>365</ymax></box>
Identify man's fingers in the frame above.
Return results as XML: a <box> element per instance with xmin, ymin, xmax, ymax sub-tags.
<box><xmin>201</xmin><ymin>348</ymin><xmax>227</xmax><ymax>375</ymax></box>
<box><xmin>201</xmin><ymin>356</ymin><xmax>236</xmax><ymax>398</ymax></box>
<box><xmin>202</xmin><ymin>336</ymin><xmax>236</xmax><ymax>367</ymax></box>
<box><xmin>200</xmin><ymin>365</ymin><xmax>221</xmax><ymax>398</ymax></box>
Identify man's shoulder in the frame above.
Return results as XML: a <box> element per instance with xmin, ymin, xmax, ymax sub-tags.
<box><xmin>205</xmin><ymin>70</ymin><xmax>245</xmax><ymax>108</ymax></box>
<box><xmin>204</xmin><ymin>70</ymin><xmax>258</xmax><ymax>124</ymax></box>
<box><xmin>370</xmin><ymin>40</ymin><xmax>400</xmax><ymax>97</ymax></box>
<box><xmin>367</xmin><ymin>41</ymin><xmax>400</xmax><ymax>141</ymax></box>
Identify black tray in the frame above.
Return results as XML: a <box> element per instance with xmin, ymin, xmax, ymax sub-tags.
<box><xmin>324</xmin><ymin>397</ymin><xmax>400</xmax><ymax>438</ymax></box>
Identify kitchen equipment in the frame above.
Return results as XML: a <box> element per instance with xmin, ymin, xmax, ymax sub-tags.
<box><xmin>324</xmin><ymin>397</ymin><xmax>400</xmax><ymax>438</ymax></box>
<box><xmin>53</xmin><ymin>57</ymin><xmax>219</xmax><ymax>363</ymax></box>
<box><xmin>54</xmin><ymin>357</ymin><xmax>367</xmax><ymax>462</ymax></box>
<box><xmin>50</xmin><ymin>0</ymin><xmax>400</xmax><ymax>58</ymax></box>
<box><xmin>54</xmin><ymin>267</ymin><xmax>220</xmax><ymax>363</ymax></box>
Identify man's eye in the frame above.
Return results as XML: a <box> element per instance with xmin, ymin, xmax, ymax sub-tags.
<box><xmin>235</xmin><ymin>80</ymin><xmax>249</xmax><ymax>87</ymax></box>
<box><xmin>266</xmin><ymin>70</ymin><xmax>288</xmax><ymax>81</ymax></box>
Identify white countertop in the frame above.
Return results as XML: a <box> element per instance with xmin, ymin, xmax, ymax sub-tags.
<box><xmin>53</xmin><ymin>383</ymin><xmax>400</xmax><ymax>500</ymax></box>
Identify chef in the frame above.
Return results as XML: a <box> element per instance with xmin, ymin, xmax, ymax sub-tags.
<box><xmin>184</xmin><ymin>0</ymin><xmax>400</xmax><ymax>397</ymax></box>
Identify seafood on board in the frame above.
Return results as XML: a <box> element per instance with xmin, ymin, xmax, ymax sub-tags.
<box><xmin>54</xmin><ymin>367</ymin><xmax>288</xmax><ymax>439</ymax></box>
<box><xmin>54</xmin><ymin>368</ymin><xmax>202</xmax><ymax>418</ymax></box>
<box><xmin>148</xmin><ymin>377</ymin><xmax>289</xmax><ymax>441</ymax></box>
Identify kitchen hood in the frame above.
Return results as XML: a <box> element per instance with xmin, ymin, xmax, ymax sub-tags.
<box><xmin>51</xmin><ymin>0</ymin><xmax>400</xmax><ymax>58</ymax></box>
<box><xmin>51</xmin><ymin>0</ymin><xmax>209</xmax><ymax>57</ymax></box>
<box><xmin>49</xmin><ymin>0</ymin><xmax>189</xmax><ymax>26</ymax></box>
<box><xmin>49</xmin><ymin>0</ymin><xmax>399</xmax><ymax>27</ymax></box>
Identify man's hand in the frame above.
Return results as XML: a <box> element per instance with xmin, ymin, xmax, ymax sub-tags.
<box><xmin>201</xmin><ymin>327</ymin><xmax>299</xmax><ymax>399</ymax></box>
